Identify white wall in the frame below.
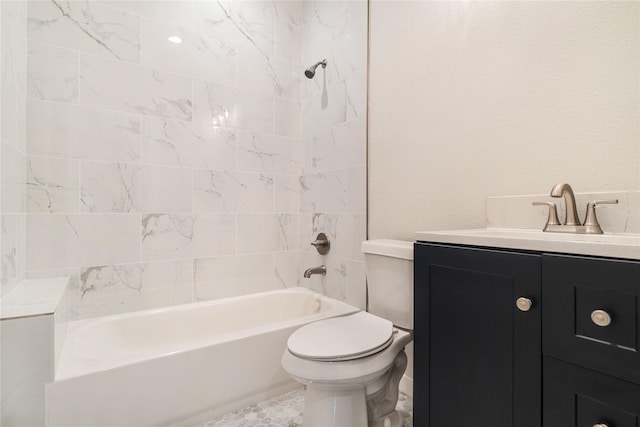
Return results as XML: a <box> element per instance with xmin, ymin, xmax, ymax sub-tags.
<box><xmin>369</xmin><ymin>1</ymin><xmax>640</xmax><ymax>240</ymax></box>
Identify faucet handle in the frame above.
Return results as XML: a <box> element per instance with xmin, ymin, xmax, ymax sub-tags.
<box><xmin>532</xmin><ymin>202</ymin><xmax>561</xmax><ymax>231</ymax></box>
<box><xmin>583</xmin><ymin>199</ymin><xmax>619</xmax><ymax>234</ymax></box>
<box><xmin>310</xmin><ymin>232</ymin><xmax>330</xmax><ymax>255</ymax></box>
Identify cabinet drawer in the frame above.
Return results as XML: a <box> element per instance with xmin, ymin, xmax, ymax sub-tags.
<box><xmin>542</xmin><ymin>254</ymin><xmax>640</xmax><ymax>384</ymax></box>
<box><xmin>543</xmin><ymin>356</ymin><xmax>640</xmax><ymax>427</ymax></box>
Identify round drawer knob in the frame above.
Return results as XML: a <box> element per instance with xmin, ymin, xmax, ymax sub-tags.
<box><xmin>593</xmin><ymin>424</ymin><xmax>609</xmax><ymax>427</ymax></box>
<box><xmin>591</xmin><ymin>310</ymin><xmax>612</xmax><ymax>327</ymax></box>
<box><xmin>516</xmin><ymin>297</ymin><xmax>533</xmax><ymax>312</ymax></box>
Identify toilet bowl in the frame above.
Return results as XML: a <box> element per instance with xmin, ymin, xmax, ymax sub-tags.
<box><xmin>282</xmin><ymin>239</ymin><xmax>414</xmax><ymax>427</ymax></box>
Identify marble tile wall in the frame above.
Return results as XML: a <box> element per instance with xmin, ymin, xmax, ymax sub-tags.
<box><xmin>298</xmin><ymin>1</ymin><xmax>368</xmax><ymax>308</ymax></box>
<box><xmin>18</xmin><ymin>0</ymin><xmax>367</xmax><ymax>319</ymax></box>
<box><xmin>1</xmin><ymin>1</ymin><xmax>27</xmax><ymax>297</ymax></box>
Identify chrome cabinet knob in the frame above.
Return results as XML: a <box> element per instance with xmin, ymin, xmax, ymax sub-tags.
<box><xmin>516</xmin><ymin>297</ymin><xmax>533</xmax><ymax>312</ymax></box>
<box><xmin>591</xmin><ymin>310</ymin><xmax>612</xmax><ymax>327</ymax></box>
<box><xmin>592</xmin><ymin>424</ymin><xmax>609</xmax><ymax>427</ymax></box>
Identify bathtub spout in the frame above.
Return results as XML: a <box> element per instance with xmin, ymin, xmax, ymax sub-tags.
<box><xmin>303</xmin><ymin>265</ymin><xmax>326</xmax><ymax>278</ymax></box>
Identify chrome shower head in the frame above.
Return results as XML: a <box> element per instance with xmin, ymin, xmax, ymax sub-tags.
<box><xmin>304</xmin><ymin>59</ymin><xmax>327</xmax><ymax>79</ymax></box>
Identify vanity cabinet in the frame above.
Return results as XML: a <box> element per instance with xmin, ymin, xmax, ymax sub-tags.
<box><xmin>414</xmin><ymin>242</ymin><xmax>640</xmax><ymax>427</ymax></box>
<box><xmin>413</xmin><ymin>243</ymin><xmax>542</xmax><ymax>427</ymax></box>
<box><xmin>542</xmin><ymin>253</ymin><xmax>640</xmax><ymax>426</ymax></box>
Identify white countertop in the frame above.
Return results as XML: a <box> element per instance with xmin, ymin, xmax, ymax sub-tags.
<box><xmin>415</xmin><ymin>228</ymin><xmax>640</xmax><ymax>260</ymax></box>
<box><xmin>1</xmin><ymin>277</ymin><xmax>70</xmax><ymax>320</ymax></box>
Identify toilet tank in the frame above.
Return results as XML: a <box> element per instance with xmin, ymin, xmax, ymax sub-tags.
<box><xmin>361</xmin><ymin>239</ymin><xmax>414</xmax><ymax>330</ymax></box>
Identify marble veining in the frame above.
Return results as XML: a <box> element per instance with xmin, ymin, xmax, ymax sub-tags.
<box><xmin>142</xmin><ymin>118</ymin><xmax>236</xmax><ymax>169</ymax></box>
<box><xmin>194</xmin><ymin>171</ymin><xmax>275</xmax><ymax>213</ymax></box>
<box><xmin>26</xmin><ymin>156</ymin><xmax>80</xmax><ymax>213</ymax></box>
<box><xmin>26</xmin><ymin>100</ymin><xmax>141</xmax><ymax>162</ymax></box>
<box><xmin>27</xmin><ymin>41</ymin><xmax>79</xmax><ymax>103</ymax></box>
<box><xmin>79</xmin><ymin>260</ymin><xmax>192</xmax><ymax>317</ymax></box>
<box><xmin>141</xmin><ymin>213</ymin><xmax>236</xmax><ymax>261</ymax></box>
<box><xmin>237</xmin><ymin>131</ymin><xmax>298</xmax><ymax>174</ymax></box>
<box><xmin>79</xmin><ymin>54</ymin><xmax>192</xmax><ymax>120</ymax></box>
<box><xmin>27</xmin><ymin>0</ymin><xmax>140</xmax><ymax>62</ymax></box>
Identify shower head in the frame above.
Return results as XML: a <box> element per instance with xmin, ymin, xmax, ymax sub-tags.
<box><xmin>304</xmin><ymin>59</ymin><xmax>327</xmax><ymax>79</ymax></box>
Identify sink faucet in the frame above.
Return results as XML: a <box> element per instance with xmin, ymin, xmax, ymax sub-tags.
<box><xmin>303</xmin><ymin>265</ymin><xmax>326</xmax><ymax>278</ymax></box>
<box><xmin>550</xmin><ymin>183</ymin><xmax>580</xmax><ymax>225</ymax></box>
<box><xmin>533</xmin><ymin>183</ymin><xmax>618</xmax><ymax>234</ymax></box>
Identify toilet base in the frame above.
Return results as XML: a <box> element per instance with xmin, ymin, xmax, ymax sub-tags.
<box><xmin>370</xmin><ymin>410</ymin><xmax>402</xmax><ymax>427</ymax></box>
<box><xmin>302</xmin><ymin>385</ymin><xmax>368</xmax><ymax>427</ymax></box>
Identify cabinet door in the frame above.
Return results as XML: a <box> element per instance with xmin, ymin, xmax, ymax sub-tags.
<box><xmin>544</xmin><ymin>356</ymin><xmax>640</xmax><ymax>427</ymax></box>
<box><xmin>414</xmin><ymin>243</ymin><xmax>541</xmax><ymax>427</ymax></box>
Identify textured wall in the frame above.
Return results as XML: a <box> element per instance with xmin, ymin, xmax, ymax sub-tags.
<box><xmin>369</xmin><ymin>1</ymin><xmax>640</xmax><ymax>240</ymax></box>
<box><xmin>1</xmin><ymin>1</ymin><xmax>27</xmax><ymax>297</ymax></box>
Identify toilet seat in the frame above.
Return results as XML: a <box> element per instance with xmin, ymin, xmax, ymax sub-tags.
<box><xmin>287</xmin><ymin>312</ymin><xmax>394</xmax><ymax>362</ymax></box>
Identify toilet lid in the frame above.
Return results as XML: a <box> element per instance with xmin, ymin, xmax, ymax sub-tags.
<box><xmin>287</xmin><ymin>312</ymin><xmax>394</xmax><ymax>361</ymax></box>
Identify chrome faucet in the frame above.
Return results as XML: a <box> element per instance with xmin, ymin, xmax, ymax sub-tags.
<box><xmin>303</xmin><ymin>265</ymin><xmax>326</xmax><ymax>278</ymax></box>
<box><xmin>550</xmin><ymin>183</ymin><xmax>580</xmax><ymax>226</ymax></box>
<box><xmin>533</xmin><ymin>183</ymin><xmax>618</xmax><ymax>234</ymax></box>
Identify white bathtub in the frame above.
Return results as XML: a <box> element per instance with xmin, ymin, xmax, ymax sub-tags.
<box><xmin>46</xmin><ymin>287</ymin><xmax>358</xmax><ymax>426</ymax></box>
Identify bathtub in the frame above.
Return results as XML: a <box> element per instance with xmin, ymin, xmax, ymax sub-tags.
<box><xmin>46</xmin><ymin>287</ymin><xmax>359</xmax><ymax>426</ymax></box>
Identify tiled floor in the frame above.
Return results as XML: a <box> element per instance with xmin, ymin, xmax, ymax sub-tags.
<box><xmin>199</xmin><ymin>388</ymin><xmax>413</xmax><ymax>427</ymax></box>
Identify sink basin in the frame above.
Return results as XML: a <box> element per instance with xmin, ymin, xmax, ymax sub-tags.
<box><xmin>415</xmin><ymin>228</ymin><xmax>640</xmax><ymax>260</ymax></box>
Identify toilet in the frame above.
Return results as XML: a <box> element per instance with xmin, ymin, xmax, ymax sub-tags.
<box><xmin>282</xmin><ymin>239</ymin><xmax>414</xmax><ymax>427</ymax></box>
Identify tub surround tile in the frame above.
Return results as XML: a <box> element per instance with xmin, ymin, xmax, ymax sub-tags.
<box><xmin>140</xmin><ymin>19</ymin><xmax>236</xmax><ymax>87</ymax></box>
<box><xmin>1</xmin><ymin>142</ymin><xmax>26</xmax><ymax>213</ymax></box>
<box><xmin>193</xmin><ymin>170</ymin><xmax>274</xmax><ymax>213</ymax></box>
<box><xmin>275</xmin><ymin>19</ymin><xmax>301</xmax><ymax>62</ymax></box>
<box><xmin>345</xmin><ymin>70</ymin><xmax>367</xmax><ymax>122</ymax></box>
<box><xmin>26</xmin><ymin>156</ymin><xmax>80</xmax><ymax>213</ymax></box>
<box><xmin>1</xmin><ymin>214</ymin><xmax>26</xmax><ymax>296</ymax></box>
<box><xmin>27</xmin><ymin>41</ymin><xmax>78</xmax><ymax>103</ymax></box>
<box><xmin>136</xmin><ymin>165</ymin><xmax>192</xmax><ymax>213</ymax></box>
<box><xmin>27</xmin><ymin>100</ymin><xmax>141</xmax><ymax>162</ymax></box>
<box><xmin>79</xmin><ymin>54</ymin><xmax>192</xmax><ymax>120</ymax></box>
<box><xmin>324</xmin><ymin>256</ymin><xmax>347</xmax><ymax>302</ymax></box>
<box><xmin>301</xmin><ymin>213</ymin><xmax>365</xmax><ymax>262</ymax></box>
<box><xmin>195</xmin><ymin>1</ymin><xmax>276</xmax><ymax>57</ymax></box>
<box><xmin>25</xmin><ymin>214</ymin><xmax>141</xmax><ymax>271</ymax></box>
<box><xmin>347</xmin><ymin>165</ymin><xmax>366</xmax><ymax>213</ymax></box>
<box><xmin>141</xmin><ymin>213</ymin><xmax>236</xmax><ymax>261</ymax></box>
<box><xmin>301</xmin><ymin>118</ymin><xmax>366</xmax><ymax>174</ymax></box>
<box><xmin>16</xmin><ymin>0</ymin><xmax>367</xmax><ymax>323</ymax></box>
<box><xmin>237</xmin><ymin>47</ymin><xmax>299</xmax><ymax>99</ymax></box>
<box><xmin>193</xmin><ymin>80</ymin><xmax>274</xmax><ymax>133</ymax></box>
<box><xmin>237</xmin><ymin>214</ymin><xmax>299</xmax><ymax>254</ymax></box>
<box><xmin>274</xmin><ymin>251</ymin><xmax>301</xmax><ymax>289</ymax></box>
<box><xmin>274</xmin><ymin>175</ymin><xmax>299</xmax><ymax>213</ymax></box>
<box><xmin>300</xmin><ymin>170</ymin><xmax>348</xmax><ymax>213</ymax></box>
<box><xmin>27</xmin><ymin>0</ymin><xmax>140</xmax><ymax>63</ymax></box>
<box><xmin>274</xmin><ymin>98</ymin><xmax>301</xmax><ymax>138</ymax></box>
<box><xmin>79</xmin><ymin>259</ymin><xmax>192</xmax><ymax>318</ymax></box>
<box><xmin>98</xmin><ymin>1</ymin><xmax>193</xmax><ymax>27</ymax></box>
<box><xmin>237</xmin><ymin>131</ymin><xmax>298</xmax><ymax>174</ymax></box>
<box><xmin>301</xmin><ymin>81</ymin><xmax>347</xmax><ymax>137</ymax></box>
<box><xmin>141</xmin><ymin>118</ymin><xmax>236</xmax><ymax>170</ymax></box>
<box><xmin>80</xmin><ymin>162</ymin><xmax>139</xmax><ymax>213</ymax></box>
<box><xmin>194</xmin><ymin>253</ymin><xmax>276</xmax><ymax>301</ymax></box>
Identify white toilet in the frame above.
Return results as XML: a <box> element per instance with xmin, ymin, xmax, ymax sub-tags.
<box><xmin>282</xmin><ymin>239</ymin><xmax>414</xmax><ymax>427</ymax></box>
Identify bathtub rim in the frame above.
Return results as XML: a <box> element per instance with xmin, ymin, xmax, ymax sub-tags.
<box><xmin>55</xmin><ymin>287</ymin><xmax>359</xmax><ymax>381</ymax></box>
